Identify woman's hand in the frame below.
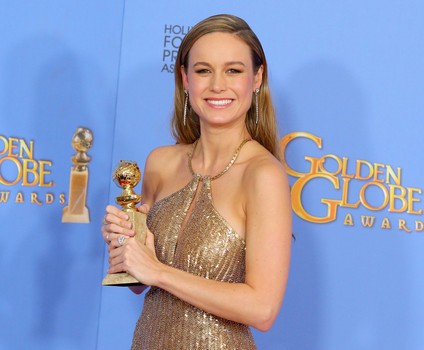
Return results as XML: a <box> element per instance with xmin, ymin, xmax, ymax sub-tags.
<box><xmin>107</xmin><ymin>227</ymin><xmax>164</xmax><ymax>287</ymax></box>
<box><xmin>101</xmin><ymin>203</ymin><xmax>162</xmax><ymax>286</ymax></box>
<box><xmin>101</xmin><ymin>203</ymin><xmax>151</xmax><ymax>244</ymax></box>
<box><xmin>101</xmin><ymin>205</ymin><xmax>135</xmax><ymax>244</ymax></box>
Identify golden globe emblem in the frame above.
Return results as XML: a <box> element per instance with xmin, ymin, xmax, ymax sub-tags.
<box><xmin>71</xmin><ymin>128</ymin><xmax>93</xmax><ymax>171</ymax></box>
<box><xmin>102</xmin><ymin>160</ymin><xmax>147</xmax><ymax>286</ymax></box>
<box><xmin>112</xmin><ymin>160</ymin><xmax>142</xmax><ymax>208</ymax></box>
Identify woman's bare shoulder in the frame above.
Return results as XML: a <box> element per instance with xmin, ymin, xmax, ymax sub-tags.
<box><xmin>239</xmin><ymin>142</ymin><xmax>290</xmax><ymax>203</ymax></box>
<box><xmin>145</xmin><ymin>143</ymin><xmax>192</xmax><ymax>172</ymax></box>
<box><xmin>241</xmin><ymin>142</ymin><xmax>291</xmax><ymax>218</ymax></box>
<box><xmin>243</xmin><ymin>142</ymin><xmax>287</xmax><ymax>183</ymax></box>
<box><xmin>142</xmin><ymin>143</ymin><xmax>192</xmax><ymax>203</ymax></box>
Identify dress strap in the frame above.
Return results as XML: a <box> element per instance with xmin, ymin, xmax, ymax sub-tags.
<box><xmin>188</xmin><ymin>138</ymin><xmax>252</xmax><ymax>181</ymax></box>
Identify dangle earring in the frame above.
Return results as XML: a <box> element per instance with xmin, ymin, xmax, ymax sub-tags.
<box><xmin>183</xmin><ymin>89</ymin><xmax>188</xmax><ymax>126</ymax></box>
<box><xmin>255</xmin><ymin>88</ymin><xmax>260</xmax><ymax>125</ymax></box>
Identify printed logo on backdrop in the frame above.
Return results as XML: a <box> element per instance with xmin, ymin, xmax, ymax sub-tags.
<box><xmin>281</xmin><ymin>132</ymin><xmax>423</xmax><ymax>233</ymax></box>
<box><xmin>162</xmin><ymin>24</ymin><xmax>192</xmax><ymax>73</ymax></box>
<box><xmin>0</xmin><ymin>135</ymin><xmax>65</xmax><ymax>205</ymax></box>
<box><xmin>1</xmin><ymin>128</ymin><xmax>92</xmax><ymax>224</ymax></box>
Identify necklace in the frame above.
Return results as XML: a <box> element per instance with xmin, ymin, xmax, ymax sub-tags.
<box><xmin>188</xmin><ymin>138</ymin><xmax>252</xmax><ymax>181</ymax></box>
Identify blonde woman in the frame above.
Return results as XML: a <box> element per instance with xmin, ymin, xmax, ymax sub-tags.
<box><xmin>101</xmin><ymin>14</ymin><xmax>292</xmax><ymax>349</ymax></box>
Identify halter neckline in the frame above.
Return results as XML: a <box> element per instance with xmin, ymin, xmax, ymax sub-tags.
<box><xmin>188</xmin><ymin>138</ymin><xmax>252</xmax><ymax>181</ymax></box>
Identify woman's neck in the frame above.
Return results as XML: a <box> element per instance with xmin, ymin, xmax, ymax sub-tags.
<box><xmin>192</xmin><ymin>125</ymin><xmax>251</xmax><ymax>176</ymax></box>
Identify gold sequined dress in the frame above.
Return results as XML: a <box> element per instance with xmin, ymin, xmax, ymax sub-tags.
<box><xmin>131</xmin><ymin>140</ymin><xmax>257</xmax><ymax>349</ymax></box>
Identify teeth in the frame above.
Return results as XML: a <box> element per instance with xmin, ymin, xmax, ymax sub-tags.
<box><xmin>207</xmin><ymin>99</ymin><xmax>232</xmax><ymax>106</ymax></box>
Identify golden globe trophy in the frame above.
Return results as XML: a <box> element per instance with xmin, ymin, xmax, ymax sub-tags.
<box><xmin>102</xmin><ymin>160</ymin><xmax>147</xmax><ymax>286</ymax></box>
<box><xmin>62</xmin><ymin>127</ymin><xmax>93</xmax><ymax>223</ymax></box>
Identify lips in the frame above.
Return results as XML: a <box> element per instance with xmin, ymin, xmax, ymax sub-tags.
<box><xmin>205</xmin><ymin>99</ymin><xmax>233</xmax><ymax>106</ymax></box>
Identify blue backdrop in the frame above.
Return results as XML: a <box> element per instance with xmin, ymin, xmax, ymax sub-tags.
<box><xmin>1</xmin><ymin>1</ymin><xmax>423</xmax><ymax>349</ymax></box>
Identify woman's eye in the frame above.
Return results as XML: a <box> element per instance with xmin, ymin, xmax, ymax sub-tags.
<box><xmin>195</xmin><ymin>69</ymin><xmax>210</xmax><ymax>74</ymax></box>
<box><xmin>227</xmin><ymin>68</ymin><xmax>242</xmax><ymax>74</ymax></box>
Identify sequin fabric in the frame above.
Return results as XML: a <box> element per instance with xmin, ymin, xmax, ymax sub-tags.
<box><xmin>131</xmin><ymin>174</ymin><xmax>257</xmax><ymax>349</ymax></box>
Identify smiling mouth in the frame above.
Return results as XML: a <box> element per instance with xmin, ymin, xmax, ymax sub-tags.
<box><xmin>206</xmin><ymin>99</ymin><xmax>233</xmax><ymax>106</ymax></box>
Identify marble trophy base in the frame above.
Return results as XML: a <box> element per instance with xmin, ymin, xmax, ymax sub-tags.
<box><xmin>62</xmin><ymin>168</ymin><xmax>90</xmax><ymax>223</ymax></box>
<box><xmin>62</xmin><ymin>206</ymin><xmax>89</xmax><ymax>223</ymax></box>
<box><xmin>102</xmin><ymin>272</ymin><xmax>142</xmax><ymax>287</ymax></box>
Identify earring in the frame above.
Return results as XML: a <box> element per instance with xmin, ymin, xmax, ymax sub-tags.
<box><xmin>255</xmin><ymin>88</ymin><xmax>260</xmax><ymax>125</ymax></box>
<box><xmin>183</xmin><ymin>89</ymin><xmax>188</xmax><ymax>126</ymax></box>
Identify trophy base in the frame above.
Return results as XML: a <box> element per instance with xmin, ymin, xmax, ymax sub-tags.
<box><xmin>62</xmin><ymin>206</ymin><xmax>90</xmax><ymax>223</ymax></box>
<box><xmin>102</xmin><ymin>272</ymin><xmax>142</xmax><ymax>287</ymax></box>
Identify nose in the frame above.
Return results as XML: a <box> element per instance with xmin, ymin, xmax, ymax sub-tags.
<box><xmin>210</xmin><ymin>73</ymin><xmax>226</xmax><ymax>93</ymax></box>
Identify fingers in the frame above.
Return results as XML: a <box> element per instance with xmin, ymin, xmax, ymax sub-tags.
<box><xmin>106</xmin><ymin>235</ymin><xmax>161</xmax><ymax>285</ymax></box>
<box><xmin>137</xmin><ymin>203</ymin><xmax>150</xmax><ymax>214</ymax></box>
<box><xmin>102</xmin><ymin>222</ymin><xmax>134</xmax><ymax>245</ymax></box>
<box><xmin>105</xmin><ymin>205</ymin><xmax>133</xmax><ymax>229</ymax></box>
<box><xmin>101</xmin><ymin>205</ymin><xmax>135</xmax><ymax>243</ymax></box>
<box><xmin>108</xmin><ymin>233</ymin><xmax>135</xmax><ymax>251</ymax></box>
<box><xmin>108</xmin><ymin>236</ymin><xmax>123</xmax><ymax>251</ymax></box>
<box><xmin>107</xmin><ymin>262</ymin><xmax>125</xmax><ymax>275</ymax></box>
<box><xmin>107</xmin><ymin>251</ymin><xmax>126</xmax><ymax>274</ymax></box>
<box><xmin>101</xmin><ymin>224</ymin><xmax>112</xmax><ymax>243</ymax></box>
<box><xmin>106</xmin><ymin>204</ymin><xmax>128</xmax><ymax>219</ymax></box>
<box><xmin>105</xmin><ymin>222</ymin><xmax>135</xmax><ymax>236</ymax></box>
<box><xmin>107</xmin><ymin>238</ymin><xmax>136</xmax><ymax>272</ymax></box>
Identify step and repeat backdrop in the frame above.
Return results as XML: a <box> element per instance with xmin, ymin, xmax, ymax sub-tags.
<box><xmin>1</xmin><ymin>1</ymin><xmax>423</xmax><ymax>349</ymax></box>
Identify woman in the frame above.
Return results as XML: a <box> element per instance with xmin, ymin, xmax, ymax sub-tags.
<box><xmin>101</xmin><ymin>14</ymin><xmax>292</xmax><ymax>349</ymax></box>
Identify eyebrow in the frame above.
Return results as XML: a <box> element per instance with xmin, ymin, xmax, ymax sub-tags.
<box><xmin>192</xmin><ymin>61</ymin><xmax>246</xmax><ymax>68</ymax></box>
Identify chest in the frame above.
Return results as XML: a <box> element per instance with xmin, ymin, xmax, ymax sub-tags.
<box><xmin>147</xmin><ymin>176</ymin><xmax>246</xmax><ymax>283</ymax></box>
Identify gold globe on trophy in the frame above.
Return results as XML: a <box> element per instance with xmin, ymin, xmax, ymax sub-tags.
<box><xmin>102</xmin><ymin>160</ymin><xmax>147</xmax><ymax>286</ymax></box>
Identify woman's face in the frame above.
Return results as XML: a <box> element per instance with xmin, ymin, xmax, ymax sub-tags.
<box><xmin>181</xmin><ymin>32</ymin><xmax>263</xmax><ymax>128</ymax></box>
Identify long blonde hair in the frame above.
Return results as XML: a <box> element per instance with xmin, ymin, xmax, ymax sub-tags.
<box><xmin>171</xmin><ymin>14</ymin><xmax>280</xmax><ymax>159</ymax></box>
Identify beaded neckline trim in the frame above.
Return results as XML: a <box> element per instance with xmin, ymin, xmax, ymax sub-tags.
<box><xmin>188</xmin><ymin>138</ymin><xmax>252</xmax><ymax>181</ymax></box>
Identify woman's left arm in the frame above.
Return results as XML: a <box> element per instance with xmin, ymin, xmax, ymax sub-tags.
<box><xmin>107</xmin><ymin>161</ymin><xmax>292</xmax><ymax>331</ymax></box>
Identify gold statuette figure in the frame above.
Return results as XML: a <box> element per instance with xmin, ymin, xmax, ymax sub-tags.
<box><xmin>102</xmin><ymin>160</ymin><xmax>147</xmax><ymax>286</ymax></box>
<box><xmin>62</xmin><ymin>127</ymin><xmax>93</xmax><ymax>223</ymax></box>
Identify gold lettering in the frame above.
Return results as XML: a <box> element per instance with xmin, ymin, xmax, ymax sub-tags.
<box><xmin>8</xmin><ymin>137</ymin><xmax>19</xmax><ymax>157</ymax></box>
<box><xmin>398</xmin><ymin>219</ymin><xmax>412</xmax><ymax>232</ymax></box>
<box><xmin>0</xmin><ymin>191</ymin><xmax>10</xmax><ymax>203</ymax></box>
<box><xmin>291</xmin><ymin>172</ymin><xmax>340</xmax><ymax>223</ymax></box>
<box><xmin>386</xmin><ymin>165</ymin><xmax>401</xmax><ymax>186</ymax></box>
<box><xmin>341</xmin><ymin>157</ymin><xmax>354</xmax><ymax>178</ymax></box>
<box><xmin>30</xmin><ymin>192</ymin><xmax>42</xmax><ymax>205</ymax></box>
<box><xmin>407</xmin><ymin>187</ymin><xmax>422</xmax><ymax>214</ymax></box>
<box><xmin>39</xmin><ymin>160</ymin><xmax>53</xmax><ymax>187</ymax></box>
<box><xmin>0</xmin><ymin>157</ymin><xmax>22</xmax><ymax>185</ymax></box>
<box><xmin>280</xmin><ymin>132</ymin><xmax>322</xmax><ymax>177</ymax></box>
<box><xmin>318</xmin><ymin>154</ymin><xmax>342</xmax><ymax>175</ymax></box>
<box><xmin>19</xmin><ymin>139</ymin><xmax>34</xmax><ymax>159</ymax></box>
<box><xmin>415</xmin><ymin>221</ymin><xmax>423</xmax><ymax>232</ymax></box>
<box><xmin>361</xmin><ymin>216</ymin><xmax>375</xmax><ymax>227</ymax></box>
<box><xmin>59</xmin><ymin>193</ymin><xmax>66</xmax><ymax>205</ymax></box>
<box><xmin>355</xmin><ymin>160</ymin><xmax>373</xmax><ymax>180</ymax></box>
<box><xmin>359</xmin><ymin>182</ymin><xmax>389</xmax><ymax>211</ymax></box>
<box><xmin>381</xmin><ymin>217</ymin><xmax>391</xmax><ymax>229</ymax></box>
<box><xmin>0</xmin><ymin>136</ymin><xmax>8</xmax><ymax>156</ymax></box>
<box><xmin>373</xmin><ymin>163</ymin><xmax>385</xmax><ymax>183</ymax></box>
<box><xmin>343</xmin><ymin>213</ymin><xmax>354</xmax><ymax>226</ymax></box>
<box><xmin>341</xmin><ymin>178</ymin><xmax>361</xmax><ymax>208</ymax></box>
<box><xmin>304</xmin><ymin>156</ymin><xmax>321</xmax><ymax>175</ymax></box>
<box><xmin>388</xmin><ymin>185</ymin><xmax>408</xmax><ymax>212</ymax></box>
<box><xmin>22</xmin><ymin>159</ymin><xmax>39</xmax><ymax>186</ymax></box>
<box><xmin>15</xmin><ymin>192</ymin><xmax>24</xmax><ymax>203</ymax></box>
<box><xmin>46</xmin><ymin>193</ymin><xmax>54</xmax><ymax>204</ymax></box>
